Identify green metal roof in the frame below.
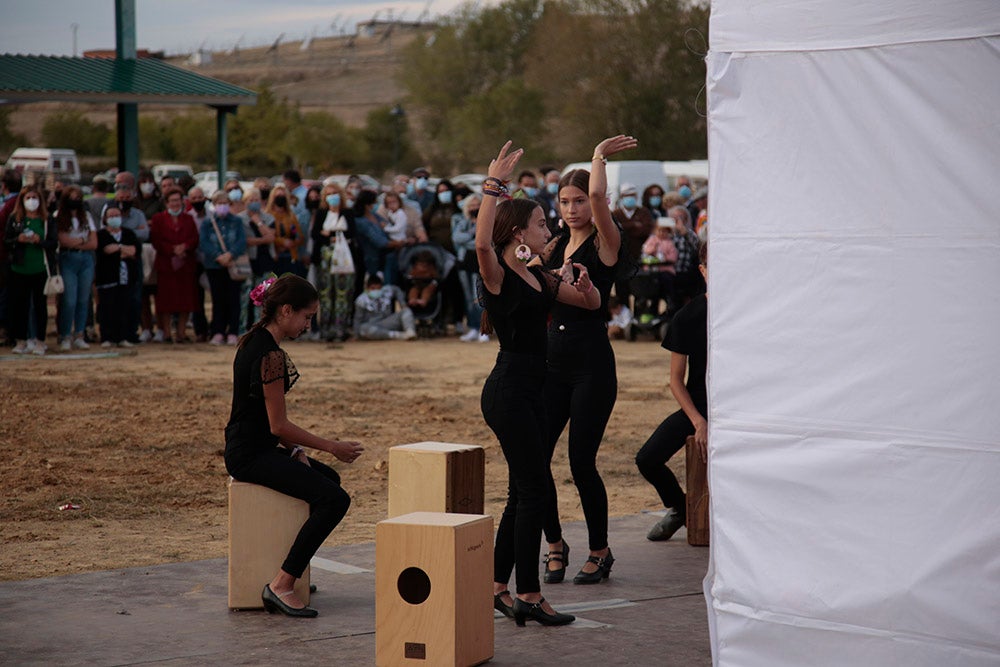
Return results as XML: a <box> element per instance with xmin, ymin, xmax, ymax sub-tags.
<box><xmin>0</xmin><ymin>55</ymin><xmax>256</xmax><ymax>107</ymax></box>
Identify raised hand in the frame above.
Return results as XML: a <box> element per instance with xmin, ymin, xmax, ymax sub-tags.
<box><xmin>571</xmin><ymin>263</ymin><xmax>593</xmax><ymax>293</ymax></box>
<box><xmin>594</xmin><ymin>134</ymin><xmax>638</xmax><ymax>159</ymax></box>
<box><xmin>487</xmin><ymin>140</ymin><xmax>524</xmax><ymax>183</ymax></box>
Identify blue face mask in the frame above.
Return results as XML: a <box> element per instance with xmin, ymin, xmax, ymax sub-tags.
<box><xmin>649</xmin><ymin>196</ymin><xmax>662</xmax><ymax>208</ymax></box>
<box><xmin>621</xmin><ymin>195</ymin><xmax>637</xmax><ymax>209</ymax></box>
<box><xmin>405</xmin><ymin>183</ymin><xmax>415</xmax><ymax>196</ymax></box>
<box><xmin>106</xmin><ymin>216</ymin><xmax>123</xmax><ymax>228</ymax></box>
<box><xmin>523</xmin><ymin>186</ymin><xmax>538</xmax><ymax>198</ymax></box>
<box><xmin>437</xmin><ymin>190</ymin><xmax>452</xmax><ymax>205</ymax></box>
<box><xmin>247</xmin><ymin>202</ymin><xmax>262</xmax><ymax>213</ymax></box>
<box><xmin>678</xmin><ymin>185</ymin><xmax>692</xmax><ymax>200</ymax></box>
<box><xmin>227</xmin><ymin>189</ymin><xmax>242</xmax><ymax>202</ymax></box>
<box><xmin>326</xmin><ymin>194</ymin><xmax>341</xmax><ymax>208</ymax></box>
<box><xmin>546</xmin><ymin>182</ymin><xmax>558</xmax><ymax>196</ymax></box>
<box><xmin>372</xmin><ymin>203</ymin><xmax>380</xmax><ymax>214</ymax></box>
<box><xmin>366</xmin><ymin>289</ymin><xmax>381</xmax><ymax>299</ymax></box>
<box><xmin>415</xmin><ymin>177</ymin><xmax>428</xmax><ymax>191</ymax></box>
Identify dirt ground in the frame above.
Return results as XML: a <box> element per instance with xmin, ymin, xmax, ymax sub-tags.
<box><xmin>0</xmin><ymin>336</ymin><xmax>686</xmax><ymax>582</ymax></box>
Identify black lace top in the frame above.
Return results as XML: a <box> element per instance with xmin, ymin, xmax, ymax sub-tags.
<box><xmin>481</xmin><ymin>257</ymin><xmax>560</xmax><ymax>356</ymax></box>
<box><xmin>543</xmin><ymin>229</ymin><xmax>617</xmax><ymax>324</ymax></box>
<box><xmin>225</xmin><ymin>327</ymin><xmax>299</xmax><ymax>455</ymax></box>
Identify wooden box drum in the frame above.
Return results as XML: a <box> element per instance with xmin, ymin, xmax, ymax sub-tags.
<box><xmin>387</xmin><ymin>443</ymin><xmax>485</xmax><ymax>518</ymax></box>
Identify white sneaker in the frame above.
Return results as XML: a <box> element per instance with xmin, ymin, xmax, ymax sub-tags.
<box><xmin>138</xmin><ymin>329</ymin><xmax>152</xmax><ymax>343</ymax></box>
<box><xmin>32</xmin><ymin>341</ymin><xmax>47</xmax><ymax>355</ymax></box>
<box><xmin>73</xmin><ymin>338</ymin><xmax>90</xmax><ymax>350</ymax></box>
<box><xmin>12</xmin><ymin>340</ymin><xmax>29</xmax><ymax>354</ymax></box>
<box><xmin>226</xmin><ymin>334</ymin><xmax>239</xmax><ymax>345</ymax></box>
<box><xmin>477</xmin><ymin>333</ymin><xmax>490</xmax><ymax>343</ymax></box>
<box><xmin>101</xmin><ymin>340</ymin><xmax>113</xmax><ymax>348</ymax></box>
<box><xmin>25</xmin><ymin>339</ymin><xmax>38</xmax><ymax>353</ymax></box>
<box><xmin>152</xmin><ymin>330</ymin><xmax>165</xmax><ymax>343</ymax></box>
<box><xmin>118</xmin><ymin>340</ymin><xmax>134</xmax><ymax>348</ymax></box>
<box><xmin>210</xmin><ymin>333</ymin><xmax>224</xmax><ymax>345</ymax></box>
<box><xmin>460</xmin><ymin>329</ymin><xmax>479</xmax><ymax>342</ymax></box>
<box><xmin>59</xmin><ymin>339</ymin><xmax>72</xmax><ymax>352</ymax></box>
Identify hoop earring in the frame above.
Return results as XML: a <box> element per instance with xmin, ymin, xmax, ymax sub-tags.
<box><xmin>515</xmin><ymin>244</ymin><xmax>532</xmax><ymax>263</ymax></box>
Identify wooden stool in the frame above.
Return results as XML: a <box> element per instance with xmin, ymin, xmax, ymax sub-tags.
<box><xmin>387</xmin><ymin>442</ymin><xmax>485</xmax><ymax>518</ymax></box>
<box><xmin>376</xmin><ymin>512</ymin><xmax>493</xmax><ymax>667</ymax></box>
<box><xmin>685</xmin><ymin>436</ymin><xmax>710</xmax><ymax>546</ymax></box>
<box><xmin>228</xmin><ymin>479</ymin><xmax>311</xmax><ymax>609</ymax></box>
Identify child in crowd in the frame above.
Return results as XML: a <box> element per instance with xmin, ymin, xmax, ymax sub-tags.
<box><xmin>606</xmin><ymin>295</ymin><xmax>632</xmax><ymax>340</ymax></box>
<box><xmin>95</xmin><ymin>204</ymin><xmax>142</xmax><ymax>347</ymax></box>
<box><xmin>352</xmin><ymin>273</ymin><xmax>417</xmax><ymax>340</ymax></box>
<box><xmin>381</xmin><ymin>192</ymin><xmax>409</xmax><ymax>243</ymax></box>
<box><xmin>406</xmin><ymin>250</ymin><xmax>439</xmax><ymax>309</ymax></box>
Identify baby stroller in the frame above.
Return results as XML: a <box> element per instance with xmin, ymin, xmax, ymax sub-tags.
<box><xmin>627</xmin><ymin>264</ymin><xmax>670</xmax><ymax>341</ymax></box>
<box><xmin>398</xmin><ymin>243</ymin><xmax>456</xmax><ymax>337</ymax></box>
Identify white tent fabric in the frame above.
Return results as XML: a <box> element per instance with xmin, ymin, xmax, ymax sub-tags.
<box><xmin>705</xmin><ymin>2</ymin><xmax>1000</xmax><ymax>665</ymax></box>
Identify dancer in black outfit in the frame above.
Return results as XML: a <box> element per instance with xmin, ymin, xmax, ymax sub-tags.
<box><xmin>225</xmin><ymin>274</ymin><xmax>364</xmax><ymax>618</ymax></box>
<box><xmin>636</xmin><ymin>243</ymin><xmax>708</xmax><ymax>541</ymax></box>
<box><xmin>540</xmin><ymin>135</ymin><xmax>638</xmax><ymax>585</ymax></box>
<box><xmin>477</xmin><ymin>142</ymin><xmax>600</xmax><ymax>627</ymax></box>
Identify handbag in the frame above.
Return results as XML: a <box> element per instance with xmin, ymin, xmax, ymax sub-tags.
<box><xmin>42</xmin><ymin>233</ymin><xmax>64</xmax><ymax>296</ymax></box>
<box><xmin>210</xmin><ymin>216</ymin><xmax>251</xmax><ymax>282</ymax></box>
<box><xmin>329</xmin><ymin>230</ymin><xmax>355</xmax><ymax>275</ymax></box>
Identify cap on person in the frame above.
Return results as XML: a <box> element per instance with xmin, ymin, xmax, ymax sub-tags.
<box><xmin>620</xmin><ymin>182</ymin><xmax>637</xmax><ymax>195</ymax></box>
<box><xmin>411</xmin><ymin>167</ymin><xmax>430</xmax><ymax>178</ymax></box>
<box><xmin>657</xmin><ymin>216</ymin><xmax>676</xmax><ymax>228</ymax></box>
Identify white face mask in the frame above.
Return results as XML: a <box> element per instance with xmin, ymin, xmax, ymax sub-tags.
<box><xmin>24</xmin><ymin>197</ymin><xmax>40</xmax><ymax>212</ymax></box>
<box><xmin>139</xmin><ymin>182</ymin><xmax>155</xmax><ymax>196</ymax></box>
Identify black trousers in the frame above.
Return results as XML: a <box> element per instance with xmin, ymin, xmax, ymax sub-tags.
<box><xmin>97</xmin><ymin>284</ymin><xmax>130</xmax><ymax>343</ymax></box>
<box><xmin>8</xmin><ymin>270</ymin><xmax>46</xmax><ymax>342</ymax></box>
<box><xmin>207</xmin><ymin>268</ymin><xmax>242</xmax><ymax>337</ymax></box>
<box><xmin>226</xmin><ymin>446</ymin><xmax>350</xmax><ymax>579</ymax></box>
<box><xmin>542</xmin><ymin>322</ymin><xmax>617</xmax><ymax>552</ymax></box>
<box><xmin>482</xmin><ymin>351</ymin><xmax>550</xmax><ymax>594</ymax></box>
<box><xmin>635</xmin><ymin>403</ymin><xmax>706</xmax><ymax>512</ymax></box>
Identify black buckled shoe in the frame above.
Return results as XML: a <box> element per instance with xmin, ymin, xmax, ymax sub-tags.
<box><xmin>512</xmin><ymin>597</ymin><xmax>575</xmax><ymax>627</ymax></box>
<box><xmin>542</xmin><ymin>540</ymin><xmax>570</xmax><ymax>584</ymax></box>
<box><xmin>494</xmin><ymin>591</ymin><xmax>515</xmax><ymax>618</ymax></box>
<box><xmin>262</xmin><ymin>584</ymin><xmax>319</xmax><ymax>618</ymax></box>
<box><xmin>572</xmin><ymin>549</ymin><xmax>615</xmax><ymax>585</ymax></box>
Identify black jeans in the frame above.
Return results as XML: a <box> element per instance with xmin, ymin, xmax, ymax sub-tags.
<box><xmin>226</xmin><ymin>446</ymin><xmax>351</xmax><ymax>579</ymax></box>
<box><xmin>207</xmin><ymin>268</ymin><xmax>242</xmax><ymax>337</ymax></box>
<box><xmin>543</xmin><ymin>322</ymin><xmax>617</xmax><ymax>552</ymax></box>
<box><xmin>7</xmin><ymin>270</ymin><xmax>46</xmax><ymax>342</ymax></box>
<box><xmin>634</xmin><ymin>408</ymin><xmax>703</xmax><ymax>512</ymax></box>
<box><xmin>482</xmin><ymin>351</ymin><xmax>551</xmax><ymax>594</ymax></box>
<box><xmin>97</xmin><ymin>284</ymin><xmax>130</xmax><ymax>343</ymax></box>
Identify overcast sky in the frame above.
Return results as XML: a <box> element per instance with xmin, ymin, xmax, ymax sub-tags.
<box><xmin>0</xmin><ymin>0</ymin><xmax>490</xmax><ymax>57</ymax></box>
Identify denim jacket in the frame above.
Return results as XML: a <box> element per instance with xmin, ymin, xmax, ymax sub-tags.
<box><xmin>199</xmin><ymin>213</ymin><xmax>247</xmax><ymax>270</ymax></box>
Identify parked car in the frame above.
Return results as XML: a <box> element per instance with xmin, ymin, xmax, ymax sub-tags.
<box><xmin>321</xmin><ymin>173</ymin><xmax>383</xmax><ymax>192</ymax></box>
<box><xmin>152</xmin><ymin>163</ymin><xmax>194</xmax><ymax>183</ymax></box>
<box><xmin>193</xmin><ymin>170</ymin><xmax>242</xmax><ymax>196</ymax></box>
<box><xmin>4</xmin><ymin>147</ymin><xmax>81</xmax><ymax>183</ymax></box>
<box><xmin>450</xmin><ymin>173</ymin><xmax>488</xmax><ymax>194</ymax></box>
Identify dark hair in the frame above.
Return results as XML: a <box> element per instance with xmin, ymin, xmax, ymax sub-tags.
<box><xmin>56</xmin><ymin>185</ymin><xmax>87</xmax><ymax>233</ymax></box>
<box><xmin>642</xmin><ymin>184</ymin><xmax>664</xmax><ymax>209</ymax></box>
<box><xmin>479</xmin><ymin>198</ymin><xmax>542</xmax><ymax>336</ymax></box>
<box><xmin>177</xmin><ymin>174</ymin><xmax>196</xmax><ymax>193</ymax></box>
<box><xmin>517</xmin><ymin>170</ymin><xmax>536</xmax><ymax>183</ymax></box>
<box><xmin>163</xmin><ymin>186</ymin><xmax>184</xmax><ymax>202</ymax></box>
<box><xmin>365</xmin><ymin>272</ymin><xmax>384</xmax><ymax>287</ymax></box>
<box><xmin>283</xmin><ymin>169</ymin><xmax>302</xmax><ymax>184</ymax></box>
<box><xmin>699</xmin><ymin>240</ymin><xmax>708</xmax><ymax>266</ymax></box>
<box><xmin>3</xmin><ymin>170</ymin><xmax>23</xmax><ymax>194</ymax></box>
<box><xmin>558</xmin><ymin>168</ymin><xmax>589</xmax><ymax>196</ymax></box>
<box><xmin>353</xmin><ymin>189</ymin><xmax>378</xmax><ymax>216</ymax></box>
<box><xmin>238</xmin><ymin>274</ymin><xmax>318</xmax><ymax>348</ymax></box>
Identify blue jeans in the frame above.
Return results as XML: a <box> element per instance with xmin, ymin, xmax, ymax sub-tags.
<box><xmin>457</xmin><ymin>269</ymin><xmax>483</xmax><ymax>330</ymax></box>
<box><xmin>58</xmin><ymin>251</ymin><xmax>95</xmax><ymax>338</ymax></box>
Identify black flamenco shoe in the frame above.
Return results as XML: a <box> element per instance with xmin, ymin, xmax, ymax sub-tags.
<box><xmin>542</xmin><ymin>540</ymin><xmax>570</xmax><ymax>584</ymax></box>
<box><xmin>309</xmin><ymin>584</ymin><xmax>317</xmax><ymax>594</ymax></box>
<box><xmin>262</xmin><ymin>584</ymin><xmax>318</xmax><ymax>618</ymax></box>
<box><xmin>512</xmin><ymin>597</ymin><xmax>575</xmax><ymax>627</ymax></box>
<box><xmin>494</xmin><ymin>592</ymin><xmax>515</xmax><ymax>619</ymax></box>
<box><xmin>572</xmin><ymin>549</ymin><xmax>615</xmax><ymax>585</ymax></box>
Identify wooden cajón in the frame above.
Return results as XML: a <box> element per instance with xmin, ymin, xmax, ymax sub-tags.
<box><xmin>387</xmin><ymin>442</ymin><xmax>485</xmax><ymax>518</ymax></box>
<box><xmin>227</xmin><ymin>479</ymin><xmax>311</xmax><ymax>609</ymax></box>
<box><xmin>685</xmin><ymin>436</ymin><xmax>710</xmax><ymax>546</ymax></box>
<box><xmin>376</xmin><ymin>512</ymin><xmax>494</xmax><ymax>666</ymax></box>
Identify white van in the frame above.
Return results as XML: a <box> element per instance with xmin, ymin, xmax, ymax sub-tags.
<box><xmin>4</xmin><ymin>147</ymin><xmax>81</xmax><ymax>183</ymax></box>
<box><xmin>561</xmin><ymin>160</ymin><xmax>668</xmax><ymax>208</ymax></box>
<box><xmin>152</xmin><ymin>163</ymin><xmax>194</xmax><ymax>183</ymax></box>
<box><xmin>661</xmin><ymin>160</ymin><xmax>709</xmax><ymax>190</ymax></box>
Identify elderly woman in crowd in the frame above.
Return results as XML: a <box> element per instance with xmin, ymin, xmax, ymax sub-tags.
<box><xmin>149</xmin><ymin>187</ymin><xmax>199</xmax><ymax>342</ymax></box>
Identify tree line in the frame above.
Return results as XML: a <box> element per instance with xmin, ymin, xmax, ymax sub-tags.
<box><xmin>2</xmin><ymin>0</ymin><xmax>708</xmax><ymax>177</ymax></box>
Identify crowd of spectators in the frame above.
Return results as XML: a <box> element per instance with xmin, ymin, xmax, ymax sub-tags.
<box><xmin>0</xmin><ymin>164</ymin><xmax>706</xmax><ymax>353</ymax></box>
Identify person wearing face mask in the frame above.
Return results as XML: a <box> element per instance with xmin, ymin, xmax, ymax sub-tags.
<box><xmin>111</xmin><ymin>173</ymin><xmax>148</xmax><ymax>345</ymax></box>
<box><xmin>352</xmin><ymin>273</ymin><xmax>416</xmax><ymax>340</ymax></box>
<box><xmin>534</xmin><ymin>168</ymin><xmax>561</xmax><ymax>235</ymax></box>
<box><xmin>311</xmin><ymin>183</ymin><xmax>357</xmax><ymax>341</ymax></box>
<box><xmin>390</xmin><ymin>175</ymin><xmax>429</xmax><ymax>243</ymax></box>
<box><xmin>267</xmin><ymin>186</ymin><xmax>306</xmax><ymax>279</ymax></box>
<box><xmin>149</xmin><ymin>187</ymin><xmax>199</xmax><ymax>343</ymax></box>
<box><xmin>642</xmin><ymin>184</ymin><xmax>667</xmax><ymax>219</ymax></box>
<box><xmin>253</xmin><ymin>177</ymin><xmax>273</xmax><ymax>207</ymax></box>
<box><xmin>408</xmin><ymin>167</ymin><xmax>435</xmax><ymax>212</ymax></box>
<box><xmin>95</xmin><ymin>204</ymin><xmax>141</xmax><ymax>348</ymax></box>
<box><xmin>5</xmin><ymin>185</ymin><xmax>59</xmax><ymax>355</ymax></box>
<box><xmin>224</xmin><ymin>179</ymin><xmax>246</xmax><ymax>217</ymax></box>
<box><xmin>611</xmin><ymin>182</ymin><xmax>655</xmax><ymax>305</ymax></box>
<box><xmin>185</xmin><ymin>187</ymin><xmax>211</xmax><ymax>342</ymax></box>
<box><xmin>513</xmin><ymin>170</ymin><xmax>539</xmax><ymax>200</ymax></box>
<box><xmin>242</xmin><ymin>187</ymin><xmax>277</xmax><ymax>331</ymax></box>
<box><xmin>420</xmin><ymin>179</ymin><xmax>466</xmax><ymax>331</ymax></box>
<box><xmin>450</xmin><ymin>194</ymin><xmax>489</xmax><ymax>342</ymax></box>
<box><xmin>135</xmin><ymin>170</ymin><xmax>165</xmax><ymax>220</ymax></box>
<box><xmin>282</xmin><ymin>169</ymin><xmax>308</xmax><ymax>216</ymax></box>
<box><xmin>200</xmin><ymin>190</ymin><xmax>248</xmax><ymax>345</ymax></box>
<box><xmin>55</xmin><ymin>186</ymin><xmax>97</xmax><ymax>351</ymax></box>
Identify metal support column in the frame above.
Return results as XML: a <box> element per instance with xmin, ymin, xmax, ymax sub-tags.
<box><xmin>216</xmin><ymin>106</ymin><xmax>237</xmax><ymax>190</ymax></box>
<box><xmin>115</xmin><ymin>0</ymin><xmax>138</xmax><ymax>174</ymax></box>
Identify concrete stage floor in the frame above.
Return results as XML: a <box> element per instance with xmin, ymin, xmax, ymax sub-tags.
<box><xmin>0</xmin><ymin>512</ymin><xmax>711</xmax><ymax>666</ymax></box>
